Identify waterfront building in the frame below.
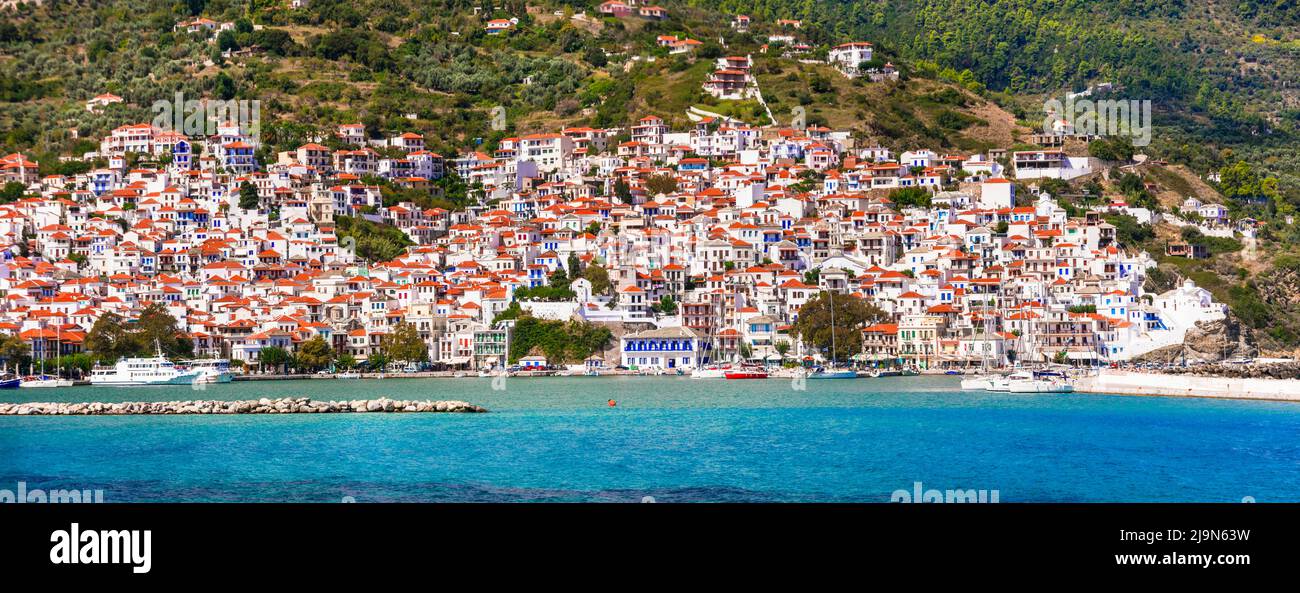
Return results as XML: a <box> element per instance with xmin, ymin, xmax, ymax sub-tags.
<box><xmin>620</xmin><ymin>327</ymin><xmax>703</xmax><ymax>370</ymax></box>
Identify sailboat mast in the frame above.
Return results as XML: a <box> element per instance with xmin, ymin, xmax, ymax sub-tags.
<box><xmin>828</xmin><ymin>287</ymin><xmax>836</xmax><ymax>368</ymax></box>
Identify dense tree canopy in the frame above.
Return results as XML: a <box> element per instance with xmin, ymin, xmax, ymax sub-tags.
<box><xmin>380</xmin><ymin>322</ymin><xmax>428</xmax><ymax>363</ymax></box>
<box><xmin>296</xmin><ymin>335</ymin><xmax>336</xmax><ymax>371</ymax></box>
<box><xmin>792</xmin><ymin>291</ymin><xmax>890</xmax><ymax>362</ymax></box>
<box><xmin>508</xmin><ymin>316</ymin><xmax>611</xmax><ymax>365</ymax></box>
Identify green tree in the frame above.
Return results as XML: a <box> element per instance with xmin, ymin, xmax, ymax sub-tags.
<box><xmin>643</xmin><ymin>174</ymin><xmax>678</xmax><ymax>196</ymax></box>
<box><xmin>238</xmin><ymin>180</ymin><xmax>259</xmax><ymax>211</ymax></box>
<box><xmin>56</xmin><ymin>352</ymin><xmax>95</xmax><ymax>378</ymax></box>
<box><xmin>0</xmin><ymin>333</ymin><xmax>31</xmax><ymax>370</ymax></box>
<box><xmin>547</xmin><ymin>265</ymin><xmax>572</xmax><ymax>291</ymax></box>
<box><xmin>1217</xmin><ymin>161</ymin><xmax>1280</xmax><ymax>203</ymax></box>
<box><xmin>582</xmin><ymin>264</ymin><xmax>612</xmax><ymax>295</ymax></box>
<box><xmin>214</xmin><ymin>71</ymin><xmax>237</xmax><ymax>100</ymax></box>
<box><xmin>508</xmin><ymin>316</ymin><xmax>611</xmax><ymax>365</ymax></box>
<box><xmin>366</xmin><ymin>352</ymin><xmax>390</xmax><ymax>371</ymax></box>
<box><xmin>380</xmin><ymin>322</ymin><xmax>427</xmax><ymax>363</ymax></box>
<box><xmin>791</xmin><ymin>291</ymin><xmax>890</xmax><ymax>362</ymax></box>
<box><xmin>296</xmin><ymin>335</ymin><xmax>335</xmax><ymax>371</ymax></box>
<box><xmin>217</xmin><ymin>29</ymin><xmax>239</xmax><ymax>52</ymax></box>
<box><xmin>583</xmin><ymin>45</ymin><xmax>607</xmax><ymax>68</ymax></box>
<box><xmin>0</xmin><ymin>181</ymin><xmax>26</xmax><ymax>203</ymax></box>
<box><xmin>650</xmin><ymin>295</ymin><xmax>678</xmax><ymax>315</ymax></box>
<box><xmin>84</xmin><ymin>312</ymin><xmax>130</xmax><ymax>361</ymax></box>
<box><xmin>1103</xmin><ymin>213</ymin><xmax>1154</xmax><ymax>247</ymax></box>
<box><xmin>1088</xmin><ymin>137</ymin><xmax>1134</xmax><ymax>162</ymax></box>
<box><xmin>259</xmin><ymin>346</ymin><xmax>291</xmax><ymax>374</ymax></box>
<box><xmin>613</xmin><ymin>178</ymin><xmax>631</xmax><ymax>202</ymax></box>
<box><xmin>888</xmin><ymin>187</ymin><xmax>932</xmax><ymax>209</ymax></box>
<box><xmin>334</xmin><ymin>215</ymin><xmax>413</xmax><ymax>262</ymax></box>
<box><xmin>135</xmin><ymin>302</ymin><xmax>192</xmax><ymax>357</ymax></box>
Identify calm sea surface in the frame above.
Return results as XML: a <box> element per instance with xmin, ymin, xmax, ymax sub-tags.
<box><xmin>2</xmin><ymin>376</ymin><xmax>1297</xmax><ymax>502</ymax></box>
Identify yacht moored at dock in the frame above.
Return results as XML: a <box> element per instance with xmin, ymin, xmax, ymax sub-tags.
<box><xmin>90</xmin><ymin>356</ymin><xmax>202</xmax><ymax>386</ymax></box>
<box><xmin>19</xmin><ymin>374</ymin><xmax>73</xmax><ymax>388</ymax></box>
<box><xmin>186</xmin><ymin>359</ymin><xmax>234</xmax><ymax>384</ymax></box>
<box><xmin>1007</xmin><ymin>370</ymin><xmax>1074</xmax><ymax>393</ymax></box>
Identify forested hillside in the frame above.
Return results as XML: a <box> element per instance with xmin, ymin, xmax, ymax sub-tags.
<box><xmin>695</xmin><ymin>0</ymin><xmax>1300</xmax><ymax>197</ymax></box>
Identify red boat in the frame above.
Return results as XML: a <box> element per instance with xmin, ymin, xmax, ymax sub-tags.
<box><xmin>724</xmin><ymin>364</ymin><xmax>769</xmax><ymax>379</ymax></box>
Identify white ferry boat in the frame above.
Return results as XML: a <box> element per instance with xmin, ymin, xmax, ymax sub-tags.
<box><xmin>90</xmin><ymin>355</ymin><xmax>202</xmax><ymax>386</ymax></box>
<box><xmin>187</xmin><ymin>359</ymin><xmax>234</xmax><ymax>384</ymax></box>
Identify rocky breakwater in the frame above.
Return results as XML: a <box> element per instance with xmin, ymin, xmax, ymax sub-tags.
<box><xmin>0</xmin><ymin>397</ymin><xmax>488</xmax><ymax>416</ymax></box>
<box><xmin>1161</xmin><ymin>361</ymin><xmax>1300</xmax><ymax>380</ymax></box>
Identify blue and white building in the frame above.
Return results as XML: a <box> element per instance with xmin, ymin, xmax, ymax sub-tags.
<box><xmin>619</xmin><ymin>326</ymin><xmax>703</xmax><ymax>370</ymax></box>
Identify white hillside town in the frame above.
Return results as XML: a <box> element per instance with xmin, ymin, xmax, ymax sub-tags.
<box><xmin>7</xmin><ymin>2</ymin><xmax>1300</xmax><ymax>528</ymax></box>
<box><xmin>0</xmin><ymin>103</ymin><xmax>1234</xmax><ymax>376</ymax></box>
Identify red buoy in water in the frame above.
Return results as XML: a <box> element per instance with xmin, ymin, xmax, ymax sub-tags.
<box><xmin>607</xmin><ymin>399</ymin><xmax>617</xmax><ymax>407</ymax></box>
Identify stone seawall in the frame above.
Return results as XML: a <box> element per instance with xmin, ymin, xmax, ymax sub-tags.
<box><xmin>1074</xmin><ymin>371</ymin><xmax>1300</xmax><ymax>402</ymax></box>
<box><xmin>0</xmin><ymin>397</ymin><xmax>488</xmax><ymax>416</ymax></box>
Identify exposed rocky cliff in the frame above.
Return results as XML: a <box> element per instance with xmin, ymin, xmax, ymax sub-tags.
<box><xmin>1133</xmin><ymin>313</ymin><xmax>1258</xmax><ymax>364</ymax></box>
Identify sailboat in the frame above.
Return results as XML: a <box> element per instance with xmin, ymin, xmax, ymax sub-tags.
<box><xmin>1007</xmin><ymin>369</ymin><xmax>1074</xmax><ymax>393</ymax></box>
<box><xmin>961</xmin><ymin>276</ymin><xmax>1005</xmax><ymax>390</ymax></box>
<box><xmin>691</xmin><ymin>364</ymin><xmax>728</xmax><ymax>379</ymax></box>
<box><xmin>691</xmin><ymin>295</ymin><xmax>727</xmax><ymax>378</ymax></box>
<box><xmin>809</xmin><ymin>289</ymin><xmax>856</xmax><ymax>379</ymax></box>
<box><xmin>22</xmin><ymin>324</ymin><xmax>73</xmax><ymax>388</ymax></box>
<box><xmin>960</xmin><ymin>319</ymin><xmax>1000</xmax><ymax>390</ymax></box>
<box><xmin>20</xmin><ymin>374</ymin><xmax>72</xmax><ymax>388</ymax></box>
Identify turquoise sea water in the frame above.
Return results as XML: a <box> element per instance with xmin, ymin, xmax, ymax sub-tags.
<box><xmin>1</xmin><ymin>376</ymin><xmax>1298</xmax><ymax>502</ymax></box>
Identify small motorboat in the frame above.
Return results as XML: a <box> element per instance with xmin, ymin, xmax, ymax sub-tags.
<box><xmin>808</xmin><ymin>366</ymin><xmax>857</xmax><ymax>379</ymax></box>
<box><xmin>0</xmin><ymin>374</ymin><xmax>21</xmax><ymax>389</ymax></box>
<box><xmin>870</xmin><ymin>369</ymin><xmax>901</xmax><ymax>378</ymax></box>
